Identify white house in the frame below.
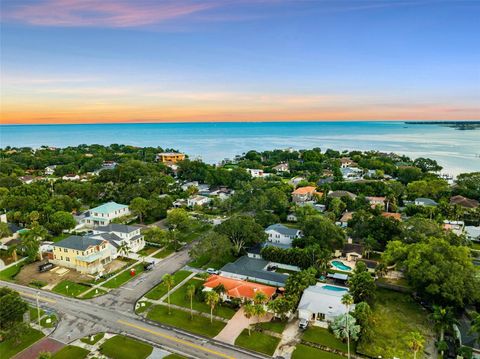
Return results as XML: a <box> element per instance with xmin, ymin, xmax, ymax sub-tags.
<box><xmin>44</xmin><ymin>165</ymin><xmax>57</xmax><ymax>175</ymax></box>
<box><xmin>19</xmin><ymin>176</ymin><xmax>35</xmax><ymax>184</ymax></box>
<box><xmin>414</xmin><ymin>198</ymin><xmax>438</xmax><ymax>207</ymax></box>
<box><xmin>62</xmin><ymin>174</ymin><xmax>80</xmax><ymax>181</ymax></box>
<box><xmin>92</xmin><ymin>223</ymin><xmax>145</xmax><ymax>254</ymax></box>
<box><xmin>82</xmin><ymin>201</ymin><xmax>130</xmax><ymax>227</ymax></box>
<box><xmin>443</xmin><ymin>220</ymin><xmax>465</xmax><ymax>236</ymax></box>
<box><xmin>273</xmin><ymin>163</ymin><xmax>289</xmax><ymax>173</ymax></box>
<box><xmin>187</xmin><ymin>195</ymin><xmax>210</xmax><ymax>207</ymax></box>
<box><xmin>247</xmin><ymin>168</ymin><xmax>270</xmax><ymax>178</ymax></box>
<box><xmin>265</xmin><ymin>223</ymin><xmax>302</xmax><ymax>247</ymax></box>
<box><xmin>298</xmin><ymin>283</ymin><xmax>354</xmax><ymax>326</ymax></box>
<box><xmin>341</xmin><ymin>167</ymin><xmax>363</xmax><ymax>181</ymax></box>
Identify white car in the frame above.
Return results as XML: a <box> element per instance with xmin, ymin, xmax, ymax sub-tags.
<box><xmin>206</xmin><ymin>268</ymin><xmax>219</xmax><ymax>275</ymax></box>
<box><xmin>299</xmin><ymin>318</ymin><xmax>308</xmax><ymax>330</ymax></box>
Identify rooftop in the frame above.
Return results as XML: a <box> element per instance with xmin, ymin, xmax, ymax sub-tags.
<box><xmin>298</xmin><ymin>284</ymin><xmax>353</xmax><ymax>317</ymax></box>
<box><xmin>95</xmin><ymin>223</ymin><xmax>141</xmax><ymax>234</ymax></box>
<box><xmin>292</xmin><ymin>186</ymin><xmax>318</xmax><ymax>195</ymax></box>
<box><xmin>54</xmin><ymin>235</ymin><xmax>106</xmax><ymax>251</ymax></box>
<box><xmin>220</xmin><ymin>256</ymin><xmax>288</xmax><ymax>286</ymax></box>
<box><xmin>90</xmin><ymin>201</ymin><xmax>128</xmax><ymax>214</ymax></box>
<box><xmin>265</xmin><ymin>223</ymin><xmax>301</xmax><ymax>237</ymax></box>
<box><xmin>450</xmin><ymin>195</ymin><xmax>479</xmax><ymax>209</ymax></box>
<box><xmin>204</xmin><ymin>275</ymin><xmax>276</xmax><ymax>300</ymax></box>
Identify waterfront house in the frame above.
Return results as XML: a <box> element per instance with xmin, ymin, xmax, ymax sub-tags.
<box><xmin>51</xmin><ymin>236</ymin><xmax>112</xmax><ymax>274</ymax></box>
<box><xmin>82</xmin><ymin>201</ymin><xmax>130</xmax><ymax>227</ymax></box>
<box><xmin>340</xmin><ymin>157</ymin><xmax>357</xmax><ymax>168</ymax></box>
<box><xmin>298</xmin><ymin>283</ymin><xmax>354</xmax><ymax>326</ymax></box>
<box><xmin>265</xmin><ymin>223</ymin><xmax>302</xmax><ymax>247</ymax></box>
<box><xmin>203</xmin><ymin>275</ymin><xmax>276</xmax><ymax>302</ymax></box>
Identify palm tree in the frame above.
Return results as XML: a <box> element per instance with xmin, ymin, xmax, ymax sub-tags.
<box><xmin>117</xmin><ymin>242</ymin><xmax>131</xmax><ymax>259</ymax></box>
<box><xmin>186</xmin><ymin>283</ymin><xmax>196</xmax><ymax>319</ymax></box>
<box><xmin>341</xmin><ymin>293</ymin><xmax>354</xmax><ymax>359</ymax></box>
<box><xmin>21</xmin><ymin>224</ymin><xmax>48</xmax><ymax>261</ymax></box>
<box><xmin>162</xmin><ymin>273</ymin><xmax>175</xmax><ymax>314</ymax></box>
<box><xmin>244</xmin><ymin>302</ymin><xmax>256</xmax><ymax>336</ymax></box>
<box><xmin>204</xmin><ymin>290</ymin><xmax>220</xmax><ymax>323</ymax></box>
<box><xmin>431</xmin><ymin>305</ymin><xmax>457</xmax><ymax>355</ymax></box>
<box><xmin>407</xmin><ymin>331</ymin><xmax>425</xmax><ymax>359</ymax></box>
<box><xmin>470</xmin><ymin>312</ymin><xmax>480</xmax><ymax>344</ymax></box>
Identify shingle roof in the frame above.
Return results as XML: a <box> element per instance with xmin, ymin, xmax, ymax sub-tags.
<box><xmin>54</xmin><ymin>235</ymin><xmax>105</xmax><ymax>251</ymax></box>
<box><xmin>220</xmin><ymin>256</ymin><xmax>288</xmax><ymax>286</ymax></box>
<box><xmin>90</xmin><ymin>201</ymin><xmax>128</xmax><ymax>214</ymax></box>
<box><xmin>265</xmin><ymin>224</ymin><xmax>300</xmax><ymax>237</ymax></box>
<box><xmin>95</xmin><ymin>223</ymin><xmax>140</xmax><ymax>234</ymax></box>
<box><xmin>450</xmin><ymin>195</ymin><xmax>479</xmax><ymax>209</ymax></box>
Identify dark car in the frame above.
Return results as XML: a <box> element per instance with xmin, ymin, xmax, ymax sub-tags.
<box><xmin>144</xmin><ymin>262</ymin><xmax>155</xmax><ymax>271</ymax></box>
<box><xmin>38</xmin><ymin>262</ymin><xmax>54</xmax><ymax>273</ymax></box>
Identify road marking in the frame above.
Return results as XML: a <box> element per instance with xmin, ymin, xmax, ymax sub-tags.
<box><xmin>117</xmin><ymin>319</ymin><xmax>236</xmax><ymax>359</ymax></box>
<box><xmin>20</xmin><ymin>291</ymin><xmax>56</xmax><ymax>304</ymax></box>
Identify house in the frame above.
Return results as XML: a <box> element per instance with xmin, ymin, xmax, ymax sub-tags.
<box><xmin>92</xmin><ymin>223</ymin><xmax>145</xmax><ymax>254</ymax></box>
<box><xmin>465</xmin><ymin>226</ymin><xmax>480</xmax><ymax>241</ymax></box>
<box><xmin>265</xmin><ymin>224</ymin><xmax>302</xmax><ymax>247</ymax></box>
<box><xmin>44</xmin><ymin>165</ymin><xmax>57</xmax><ymax>175</ymax></box>
<box><xmin>340</xmin><ymin>157</ymin><xmax>357</xmax><ymax>168</ymax></box>
<box><xmin>450</xmin><ymin>195</ymin><xmax>479</xmax><ymax>209</ymax></box>
<box><xmin>51</xmin><ymin>235</ymin><xmax>112</xmax><ymax>274</ymax></box>
<box><xmin>220</xmin><ymin>256</ymin><xmax>288</xmax><ymax>287</ymax></box>
<box><xmin>292</xmin><ymin>186</ymin><xmax>321</xmax><ymax>203</ymax></box>
<box><xmin>19</xmin><ymin>175</ymin><xmax>35</xmax><ymax>184</ymax></box>
<box><xmin>209</xmin><ymin>187</ymin><xmax>234</xmax><ymax>200</ymax></box>
<box><xmin>82</xmin><ymin>201</ymin><xmax>130</xmax><ymax>227</ymax></box>
<box><xmin>273</xmin><ymin>163</ymin><xmax>289</xmax><ymax>173</ymax></box>
<box><xmin>187</xmin><ymin>195</ymin><xmax>210</xmax><ymax>207</ymax></box>
<box><xmin>443</xmin><ymin>220</ymin><xmax>465</xmax><ymax>236</ymax></box>
<box><xmin>342</xmin><ymin>241</ymin><xmax>364</xmax><ymax>261</ymax></box>
<box><xmin>366</xmin><ymin>196</ymin><xmax>386</xmax><ymax>209</ymax></box>
<box><xmin>102</xmin><ymin>161</ymin><xmax>117</xmax><ymax>170</ymax></box>
<box><xmin>328</xmin><ymin>190</ymin><xmax>357</xmax><ymax>200</ymax></box>
<box><xmin>156</xmin><ymin>152</ymin><xmax>185</xmax><ymax>163</ymax></box>
<box><xmin>62</xmin><ymin>174</ymin><xmax>80</xmax><ymax>181</ymax></box>
<box><xmin>317</xmin><ymin>176</ymin><xmax>334</xmax><ymax>186</ymax></box>
<box><xmin>341</xmin><ymin>167</ymin><xmax>363</xmax><ymax>181</ymax></box>
<box><xmin>338</xmin><ymin>211</ymin><xmax>354</xmax><ymax>227</ymax></box>
<box><xmin>203</xmin><ymin>275</ymin><xmax>276</xmax><ymax>302</ymax></box>
<box><xmin>172</xmin><ymin>199</ymin><xmax>187</xmax><ymax>208</ymax></box>
<box><xmin>381</xmin><ymin>212</ymin><xmax>402</xmax><ymax>221</ymax></box>
<box><xmin>289</xmin><ymin>176</ymin><xmax>306</xmax><ymax>187</ymax></box>
<box><xmin>246</xmin><ymin>168</ymin><xmax>270</xmax><ymax>178</ymax></box>
<box><xmin>287</xmin><ymin>213</ymin><xmax>298</xmax><ymax>222</ymax></box>
<box><xmin>414</xmin><ymin>198</ymin><xmax>438</xmax><ymax>207</ymax></box>
<box><xmin>298</xmin><ymin>283</ymin><xmax>354</xmax><ymax>326</ymax></box>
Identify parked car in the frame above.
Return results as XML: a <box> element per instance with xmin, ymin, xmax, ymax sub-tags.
<box><xmin>38</xmin><ymin>262</ymin><xmax>54</xmax><ymax>273</ymax></box>
<box><xmin>144</xmin><ymin>262</ymin><xmax>155</xmax><ymax>271</ymax></box>
<box><xmin>299</xmin><ymin>318</ymin><xmax>308</xmax><ymax>330</ymax></box>
<box><xmin>206</xmin><ymin>268</ymin><xmax>219</xmax><ymax>275</ymax></box>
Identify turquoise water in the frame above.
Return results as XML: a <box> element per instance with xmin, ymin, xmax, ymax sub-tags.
<box><xmin>1</xmin><ymin>121</ymin><xmax>479</xmax><ymax>175</ymax></box>
<box><xmin>331</xmin><ymin>260</ymin><xmax>352</xmax><ymax>271</ymax></box>
<box><xmin>323</xmin><ymin>285</ymin><xmax>348</xmax><ymax>292</ymax></box>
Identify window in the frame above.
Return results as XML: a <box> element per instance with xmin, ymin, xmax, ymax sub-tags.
<box><xmin>64</xmin><ymin>248</ymin><xmax>68</xmax><ymax>253</ymax></box>
<box><xmin>60</xmin><ymin>256</ymin><xmax>63</xmax><ymax>260</ymax></box>
<box><xmin>66</xmin><ymin>257</ymin><xmax>70</xmax><ymax>262</ymax></box>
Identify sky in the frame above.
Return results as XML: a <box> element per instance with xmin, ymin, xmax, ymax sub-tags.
<box><xmin>0</xmin><ymin>0</ymin><xmax>479</xmax><ymax>124</ymax></box>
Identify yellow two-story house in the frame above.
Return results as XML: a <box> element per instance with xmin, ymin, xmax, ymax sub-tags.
<box><xmin>52</xmin><ymin>235</ymin><xmax>112</xmax><ymax>274</ymax></box>
<box><xmin>155</xmin><ymin>152</ymin><xmax>185</xmax><ymax>163</ymax></box>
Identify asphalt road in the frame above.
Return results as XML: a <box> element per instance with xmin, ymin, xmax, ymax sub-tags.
<box><xmin>1</xmin><ymin>247</ymin><xmax>268</xmax><ymax>359</ymax></box>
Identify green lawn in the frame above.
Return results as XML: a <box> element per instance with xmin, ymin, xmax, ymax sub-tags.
<box><xmin>136</xmin><ymin>301</ymin><xmax>153</xmax><ymax>314</ymax></box>
<box><xmin>40</xmin><ymin>314</ymin><xmax>57</xmax><ymax>328</ymax></box>
<box><xmin>29</xmin><ymin>306</ymin><xmax>45</xmax><ymax>322</ymax></box>
<box><xmin>356</xmin><ymin>289</ymin><xmax>432</xmax><ymax>358</ymax></box>
<box><xmin>147</xmin><ymin>305</ymin><xmax>226</xmax><ymax>338</ymax></box>
<box><xmin>302</xmin><ymin>327</ymin><xmax>350</xmax><ymax>352</ymax></box>
<box><xmin>81</xmin><ymin>287</ymin><xmax>107</xmax><ymax>299</ymax></box>
<box><xmin>0</xmin><ymin>327</ymin><xmax>44</xmax><ymax>359</ymax></box>
<box><xmin>187</xmin><ymin>253</ymin><xmax>236</xmax><ymax>270</ymax></box>
<box><xmin>153</xmin><ymin>247</ymin><xmax>174</xmax><ymax>259</ymax></box>
<box><xmin>100</xmin><ymin>335</ymin><xmax>153</xmax><ymax>359</ymax></box>
<box><xmin>137</xmin><ymin>245</ymin><xmax>158</xmax><ymax>256</ymax></box>
<box><xmin>80</xmin><ymin>332</ymin><xmax>105</xmax><ymax>345</ymax></box>
<box><xmin>292</xmin><ymin>344</ymin><xmax>345</xmax><ymax>359</ymax></box>
<box><xmin>144</xmin><ymin>270</ymin><xmax>192</xmax><ymax>300</ymax></box>
<box><xmin>471</xmin><ymin>242</ymin><xmax>480</xmax><ymax>250</ymax></box>
<box><xmin>52</xmin><ymin>280</ymin><xmax>90</xmax><ymax>297</ymax></box>
<box><xmin>234</xmin><ymin>329</ymin><xmax>280</xmax><ymax>356</ymax></box>
<box><xmin>0</xmin><ymin>262</ymin><xmax>24</xmax><ymax>281</ymax></box>
<box><xmin>102</xmin><ymin>263</ymin><xmax>145</xmax><ymax>289</ymax></box>
<box><xmin>257</xmin><ymin>320</ymin><xmax>287</xmax><ymax>334</ymax></box>
<box><xmin>169</xmin><ymin>278</ymin><xmax>236</xmax><ymax>319</ymax></box>
<box><xmin>52</xmin><ymin>345</ymin><xmax>89</xmax><ymax>359</ymax></box>
<box><xmin>164</xmin><ymin>354</ymin><xmax>187</xmax><ymax>359</ymax></box>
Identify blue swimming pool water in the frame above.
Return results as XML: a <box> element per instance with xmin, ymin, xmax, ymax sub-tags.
<box><xmin>323</xmin><ymin>285</ymin><xmax>348</xmax><ymax>292</ymax></box>
<box><xmin>331</xmin><ymin>260</ymin><xmax>352</xmax><ymax>271</ymax></box>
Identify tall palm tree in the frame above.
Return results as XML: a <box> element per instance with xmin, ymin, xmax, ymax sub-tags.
<box><xmin>431</xmin><ymin>305</ymin><xmax>457</xmax><ymax>351</ymax></box>
<box><xmin>470</xmin><ymin>312</ymin><xmax>480</xmax><ymax>344</ymax></box>
<box><xmin>244</xmin><ymin>302</ymin><xmax>256</xmax><ymax>336</ymax></box>
<box><xmin>186</xmin><ymin>283</ymin><xmax>196</xmax><ymax>320</ymax></box>
<box><xmin>407</xmin><ymin>331</ymin><xmax>424</xmax><ymax>359</ymax></box>
<box><xmin>341</xmin><ymin>293</ymin><xmax>354</xmax><ymax>359</ymax></box>
<box><xmin>204</xmin><ymin>290</ymin><xmax>219</xmax><ymax>323</ymax></box>
<box><xmin>117</xmin><ymin>242</ymin><xmax>131</xmax><ymax>259</ymax></box>
<box><xmin>162</xmin><ymin>273</ymin><xmax>175</xmax><ymax>314</ymax></box>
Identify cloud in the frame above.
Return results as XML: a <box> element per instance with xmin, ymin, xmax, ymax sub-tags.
<box><xmin>2</xmin><ymin>0</ymin><xmax>222</xmax><ymax>28</ymax></box>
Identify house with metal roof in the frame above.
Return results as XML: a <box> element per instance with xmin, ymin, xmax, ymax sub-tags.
<box><xmin>265</xmin><ymin>223</ymin><xmax>302</xmax><ymax>247</ymax></box>
<box><xmin>51</xmin><ymin>235</ymin><xmax>112</xmax><ymax>274</ymax></box>
<box><xmin>414</xmin><ymin>197</ymin><xmax>438</xmax><ymax>207</ymax></box>
<box><xmin>92</xmin><ymin>223</ymin><xmax>145</xmax><ymax>254</ymax></box>
<box><xmin>81</xmin><ymin>201</ymin><xmax>130</xmax><ymax>227</ymax></box>
<box><xmin>298</xmin><ymin>283</ymin><xmax>354</xmax><ymax>326</ymax></box>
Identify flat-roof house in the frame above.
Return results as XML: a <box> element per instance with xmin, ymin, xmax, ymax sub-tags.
<box><xmin>203</xmin><ymin>275</ymin><xmax>276</xmax><ymax>302</ymax></box>
<box><xmin>156</xmin><ymin>152</ymin><xmax>185</xmax><ymax>163</ymax></box>
<box><xmin>298</xmin><ymin>283</ymin><xmax>354</xmax><ymax>326</ymax></box>
<box><xmin>247</xmin><ymin>168</ymin><xmax>270</xmax><ymax>178</ymax></box>
<box><xmin>51</xmin><ymin>236</ymin><xmax>112</xmax><ymax>274</ymax></box>
<box><xmin>82</xmin><ymin>201</ymin><xmax>130</xmax><ymax>227</ymax></box>
<box><xmin>187</xmin><ymin>195</ymin><xmax>210</xmax><ymax>207</ymax></box>
<box><xmin>414</xmin><ymin>198</ymin><xmax>438</xmax><ymax>207</ymax></box>
<box><xmin>220</xmin><ymin>256</ymin><xmax>288</xmax><ymax>287</ymax></box>
<box><xmin>292</xmin><ymin>186</ymin><xmax>321</xmax><ymax>203</ymax></box>
<box><xmin>92</xmin><ymin>223</ymin><xmax>145</xmax><ymax>254</ymax></box>
<box><xmin>265</xmin><ymin>224</ymin><xmax>302</xmax><ymax>247</ymax></box>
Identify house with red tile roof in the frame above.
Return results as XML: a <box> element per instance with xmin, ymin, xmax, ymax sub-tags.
<box><xmin>292</xmin><ymin>186</ymin><xmax>322</xmax><ymax>203</ymax></box>
<box><xmin>381</xmin><ymin>212</ymin><xmax>402</xmax><ymax>221</ymax></box>
<box><xmin>203</xmin><ymin>275</ymin><xmax>276</xmax><ymax>302</ymax></box>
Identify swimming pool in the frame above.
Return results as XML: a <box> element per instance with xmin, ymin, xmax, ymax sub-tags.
<box><xmin>331</xmin><ymin>260</ymin><xmax>352</xmax><ymax>271</ymax></box>
<box><xmin>323</xmin><ymin>285</ymin><xmax>348</xmax><ymax>292</ymax></box>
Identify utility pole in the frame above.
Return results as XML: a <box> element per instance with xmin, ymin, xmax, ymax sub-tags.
<box><xmin>36</xmin><ymin>291</ymin><xmax>41</xmax><ymax>327</ymax></box>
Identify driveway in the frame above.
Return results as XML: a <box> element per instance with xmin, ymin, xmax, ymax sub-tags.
<box><xmin>273</xmin><ymin>319</ymin><xmax>302</xmax><ymax>359</ymax></box>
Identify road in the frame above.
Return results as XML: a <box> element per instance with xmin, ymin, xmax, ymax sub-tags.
<box><xmin>1</xmin><ymin>247</ymin><xmax>267</xmax><ymax>359</ymax></box>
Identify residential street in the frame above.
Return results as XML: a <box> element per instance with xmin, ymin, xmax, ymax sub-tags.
<box><xmin>1</xmin><ymin>247</ymin><xmax>267</xmax><ymax>359</ymax></box>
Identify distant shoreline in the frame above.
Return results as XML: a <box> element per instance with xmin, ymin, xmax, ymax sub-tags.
<box><xmin>406</xmin><ymin>121</ymin><xmax>480</xmax><ymax>125</ymax></box>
